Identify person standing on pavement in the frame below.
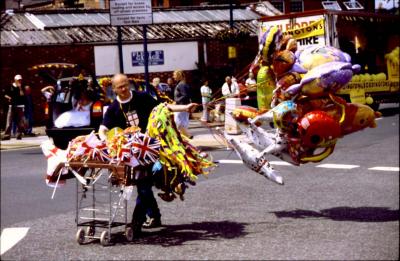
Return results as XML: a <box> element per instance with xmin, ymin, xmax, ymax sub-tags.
<box><xmin>165</xmin><ymin>77</ymin><xmax>174</xmax><ymax>99</ymax></box>
<box><xmin>2</xmin><ymin>75</ymin><xmax>27</xmax><ymax>140</ymax></box>
<box><xmin>173</xmin><ymin>69</ymin><xmax>193</xmax><ymax>139</ymax></box>
<box><xmin>24</xmin><ymin>85</ymin><xmax>36</xmax><ymax>136</ymax></box>
<box><xmin>215</xmin><ymin>76</ymin><xmax>240</xmax><ymax>121</ymax></box>
<box><xmin>243</xmin><ymin>71</ymin><xmax>258</xmax><ymax>108</ymax></box>
<box><xmin>200</xmin><ymin>79</ymin><xmax>212</xmax><ymax>122</ymax></box>
<box><xmin>98</xmin><ymin>73</ymin><xmax>197</xmax><ymax>237</ymax></box>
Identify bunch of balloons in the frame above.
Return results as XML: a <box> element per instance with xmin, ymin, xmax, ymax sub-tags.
<box><xmin>227</xmin><ymin>26</ymin><xmax>381</xmax><ymax>185</ymax></box>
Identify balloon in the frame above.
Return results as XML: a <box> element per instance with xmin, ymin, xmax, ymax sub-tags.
<box><xmin>285</xmin><ymin>62</ymin><xmax>361</xmax><ymax>98</ymax></box>
<box><xmin>224</xmin><ymin>26</ymin><xmax>381</xmax><ymax>186</ymax></box>
<box><xmin>256</xmin><ymin>66</ymin><xmax>276</xmax><ymax>111</ymax></box>
<box><xmin>259</xmin><ymin>26</ymin><xmax>282</xmax><ymax>64</ymax></box>
<box><xmin>231</xmin><ymin>105</ymin><xmax>260</xmax><ymax>123</ymax></box>
<box><xmin>338</xmin><ymin>103</ymin><xmax>381</xmax><ymax>135</ymax></box>
<box><xmin>295</xmin><ymin>45</ymin><xmax>352</xmax><ymax>71</ymax></box>
<box><xmin>224</xmin><ymin>132</ymin><xmax>284</xmax><ymax>185</ymax></box>
<box><xmin>272</xmin><ymin>50</ymin><xmax>296</xmax><ymax>77</ymax></box>
<box><xmin>297</xmin><ymin>110</ymin><xmax>341</xmax><ymax>148</ymax></box>
<box><xmin>251</xmin><ymin>100</ymin><xmax>301</xmax><ymax>132</ymax></box>
<box><xmin>365</xmin><ymin>96</ymin><xmax>374</xmax><ymax>105</ymax></box>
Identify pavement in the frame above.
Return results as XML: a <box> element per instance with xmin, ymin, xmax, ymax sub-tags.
<box><xmin>0</xmin><ymin>113</ymin><xmax>241</xmax><ymax>151</ymax></box>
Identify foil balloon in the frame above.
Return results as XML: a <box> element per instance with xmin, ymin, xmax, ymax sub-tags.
<box><xmin>251</xmin><ymin>100</ymin><xmax>301</xmax><ymax>132</ymax></box>
<box><xmin>257</xmin><ymin>66</ymin><xmax>276</xmax><ymax>111</ymax></box>
<box><xmin>231</xmin><ymin>105</ymin><xmax>260</xmax><ymax>123</ymax></box>
<box><xmin>285</xmin><ymin>61</ymin><xmax>361</xmax><ymax>97</ymax></box>
<box><xmin>259</xmin><ymin>26</ymin><xmax>282</xmax><ymax>64</ymax></box>
<box><xmin>272</xmin><ymin>72</ymin><xmax>303</xmax><ymax>106</ymax></box>
<box><xmin>296</xmin><ymin>45</ymin><xmax>352</xmax><ymax>71</ymax></box>
<box><xmin>297</xmin><ymin>110</ymin><xmax>341</xmax><ymax>148</ymax></box>
<box><xmin>339</xmin><ymin>103</ymin><xmax>381</xmax><ymax>135</ymax></box>
<box><xmin>323</xmin><ymin>96</ymin><xmax>382</xmax><ymax>135</ymax></box>
<box><xmin>223</xmin><ymin>132</ymin><xmax>284</xmax><ymax>185</ymax></box>
<box><xmin>272</xmin><ymin>50</ymin><xmax>296</xmax><ymax>77</ymax></box>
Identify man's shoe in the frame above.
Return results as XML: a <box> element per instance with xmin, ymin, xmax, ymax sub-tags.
<box><xmin>16</xmin><ymin>135</ymin><xmax>22</xmax><ymax>140</ymax></box>
<box><xmin>25</xmin><ymin>133</ymin><xmax>37</xmax><ymax>137</ymax></box>
<box><xmin>142</xmin><ymin>217</ymin><xmax>162</xmax><ymax>229</ymax></box>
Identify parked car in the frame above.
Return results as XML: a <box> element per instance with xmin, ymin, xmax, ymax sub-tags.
<box><xmin>32</xmin><ymin>63</ymin><xmax>104</xmax><ymax>149</ymax></box>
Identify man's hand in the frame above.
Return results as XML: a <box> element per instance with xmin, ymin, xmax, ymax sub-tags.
<box><xmin>187</xmin><ymin>103</ymin><xmax>199</xmax><ymax>112</ymax></box>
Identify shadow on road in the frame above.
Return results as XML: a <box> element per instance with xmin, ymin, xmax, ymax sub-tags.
<box><xmin>271</xmin><ymin>206</ymin><xmax>399</xmax><ymax>222</ymax></box>
<box><xmin>109</xmin><ymin>220</ymin><xmax>247</xmax><ymax>247</ymax></box>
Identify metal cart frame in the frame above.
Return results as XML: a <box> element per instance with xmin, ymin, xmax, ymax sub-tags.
<box><xmin>53</xmin><ymin>161</ymin><xmax>134</xmax><ymax>246</ymax></box>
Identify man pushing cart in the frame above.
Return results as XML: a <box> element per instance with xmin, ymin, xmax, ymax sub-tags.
<box><xmin>42</xmin><ymin>73</ymin><xmax>214</xmax><ymax>246</ymax></box>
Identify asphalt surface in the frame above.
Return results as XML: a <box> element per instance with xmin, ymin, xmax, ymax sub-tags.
<box><xmin>1</xmin><ymin>105</ymin><xmax>399</xmax><ymax>260</ymax></box>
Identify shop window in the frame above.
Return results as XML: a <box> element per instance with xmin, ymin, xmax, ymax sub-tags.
<box><xmin>289</xmin><ymin>0</ymin><xmax>303</xmax><ymax>13</ymax></box>
<box><xmin>269</xmin><ymin>0</ymin><xmax>284</xmax><ymax>13</ymax></box>
<box><xmin>343</xmin><ymin>1</ymin><xmax>364</xmax><ymax>10</ymax></box>
<box><xmin>322</xmin><ymin>1</ymin><xmax>342</xmax><ymax>10</ymax></box>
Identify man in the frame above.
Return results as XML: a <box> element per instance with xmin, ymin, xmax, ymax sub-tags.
<box><xmin>200</xmin><ymin>79</ymin><xmax>212</xmax><ymax>122</ymax></box>
<box><xmin>2</xmin><ymin>74</ymin><xmax>27</xmax><ymax>140</ymax></box>
<box><xmin>215</xmin><ymin>76</ymin><xmax>240</xmax><ymax>121</ymax></box>
<box><xmin>243</xmin><ymin>71</ymin><xmax>258</xmax><ymax>108</ymax></box>
<box><xmin>99</xmin><ymin>73</ymin><xmax>196</xmax><ymax>237</ymax></box>
<box><xmin>24</xmin><ymin>85</ymin><xmax>36</xmax><ymax>136</ymax></box>
<box><xmin>173</xmin><ymin>69</ymin><xmax>193</xmax><ymax>138</ymax></box>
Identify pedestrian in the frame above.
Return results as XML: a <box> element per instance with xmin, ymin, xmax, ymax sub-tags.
<box><xmin>24</xmin><ymin>85</ymin><xmax>36</xmax><ymax>136</ymax></box>
<box><xmin>200</xmin><ymin>79</ymin><xmax>212</xmax><ymax>122</ymax></box>
<box><xmin>98</xmin><ymin>73</ymin><xmax>196</xmax><ymax>237</ymax></box>
<box><xmin>243</xmin><ymin>71</ymin><xmax>258</xmax><ymax>108</ymax></box>
<box><xmin>146</xmin><ymin>78</ymin><xmax>159</xmax><ymax>101</ymax></box>
<box><xmin>41</xmin><ymin>85</ymin><xmax>55</xmax><ymax>102</ymax></box>
<box><xmin>2</xmin><ymin>74</ymin><xmax>27</xmax><ymax>140</ymax></box>
<box><xmin>215</xmin><ymin>76</ymin><xmax>240</xmax><ymax>121</ymax></box>
<box><xmin>166</xmin><ymin>77</ymin><xmax>174</xmax><ymax>99</ymax></box>
<box><xmin>173</xmin><ymin>69</ymin><xmax>193</xmax><ymax>139</ymax></box>
<box><xmin>151</xmin><ymin>77</ymin><xmax>161</xmax><ymax>93</ymax></box>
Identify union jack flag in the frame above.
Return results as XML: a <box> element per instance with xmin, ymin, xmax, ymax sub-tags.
<box><xmin>130</xmin><ymin>132</ymin><xmax>160</xmax><ymax>166</ymax></box>
<box><xmin>92</xmin><ymin>143</ymin><xmax>111</xmax><ymax>162</ymax></box>
<box><xmin>117</xmin><ymin>141</ymin><xmax>133</xmax><ymax>163</ymax></box>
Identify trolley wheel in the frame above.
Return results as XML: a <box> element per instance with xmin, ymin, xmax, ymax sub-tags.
<box><xmin>125</xmin><ymin>226</ymin><xmax>133</xmax><ymax>242</ymax></box>
<box><xmin>86</xmin><ymin>226</ymin><xmax>95</xmax><ymax>237</ymax></box>
<box><xmin>100</xmin><ymin>230</ymin><xmax>110</xmax><ymax>246</ymax></box>
<box><xmin>76</xmin><ymin>228</ymin><xmax>86</xmax><ymax>244</ymax></box>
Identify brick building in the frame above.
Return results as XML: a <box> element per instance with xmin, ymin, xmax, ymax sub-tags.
<box><xmin>1</xmin><ymin>0</ymin><xmax>393</xmax><ymax>128</ymax></box>
<box><xmin>1</xmin><ymin>5</ymin><xmax>264</xmax><ymax>127</ymax></box>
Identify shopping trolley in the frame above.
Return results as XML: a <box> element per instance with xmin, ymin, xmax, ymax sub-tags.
<box><xmin>52</xmin><ymin>161</ymin><xmax>136</xmax><ymax>246</ymax></box>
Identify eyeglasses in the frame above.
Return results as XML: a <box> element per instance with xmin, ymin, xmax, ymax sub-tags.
<box><xmin>114</xmin><ymin>84</ymin><xmax>129</xmax><ymax>90</ymax></box>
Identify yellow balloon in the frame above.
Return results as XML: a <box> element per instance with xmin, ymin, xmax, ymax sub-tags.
<box><xmin>365</xmin><ymin>96</ymin><xmax>374</xmax><ymax>105</ymax></box>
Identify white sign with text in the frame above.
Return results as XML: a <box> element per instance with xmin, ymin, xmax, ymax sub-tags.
<box><xmin>109</xmin><ymin>0</ymin><xmax>153</xmax><ymax>26</ymax></box>
<box><xmin>94</xmin><ymin>41</ymin><xmax>199</xmax><ymax>76</ymax></box>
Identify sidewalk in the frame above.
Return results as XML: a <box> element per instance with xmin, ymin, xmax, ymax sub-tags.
<box><xmin>0</xmin><ymin>114</ymin><xmax>236</xmax><ymax>151</ymax></box>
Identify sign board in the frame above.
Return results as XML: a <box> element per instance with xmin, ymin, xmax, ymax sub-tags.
<box><xmin>132</xmin><ymin>50</ymin><xmax>164</xmax><ymax>66</ymax></box>
<box><xmin>109</xmin><ymin>0</ymin><xmax>153</xmax><ymax>26</ymax></box>
<box><xmin>94</xmin><ymin>41</ymin><xmax>199</xmax><ymax>76</ymax></box>
<box><xmin>260</xmin><ymin>15</ymin><xmax>326</xmax><ymax>50</ymax></box>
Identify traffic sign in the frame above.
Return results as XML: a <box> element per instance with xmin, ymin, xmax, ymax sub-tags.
<box><xmin>109</xmin><ymin>0</ymin><xmax>153</xmax><ymax>26</ymax></box>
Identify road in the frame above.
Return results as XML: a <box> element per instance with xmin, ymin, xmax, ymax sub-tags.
<box><xmin>1</xmin><ymin>106</ymin><xmax>399</xmax><ymax>260</ymax></box>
